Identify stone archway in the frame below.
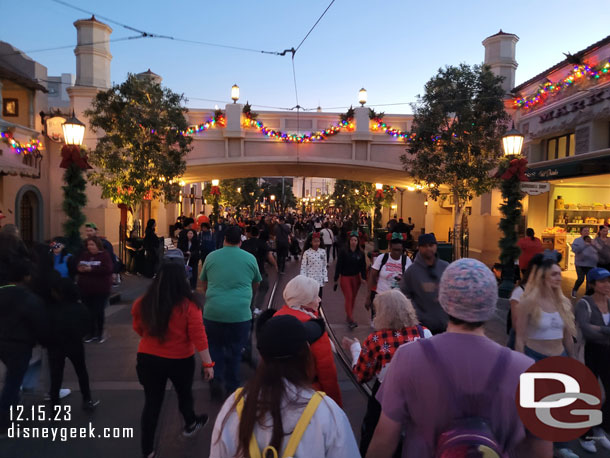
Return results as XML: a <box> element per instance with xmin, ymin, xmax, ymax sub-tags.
<box><xmin>15</xmin><ymin>185</ymin><xmax>44</xmax><ymax>243</ymax></box>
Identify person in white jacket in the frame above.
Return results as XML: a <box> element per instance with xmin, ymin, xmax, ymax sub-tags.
<box><xmin>209</xmin><ymin>313</ymin><xmax>359</xmax><ymax>458</ymax></box>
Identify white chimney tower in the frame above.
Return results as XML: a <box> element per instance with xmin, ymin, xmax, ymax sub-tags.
<box><xmin>482</xmin><ymin>30</ymin><xmax>519</xmax><ymax>93</ymax></box>
<box><xmin>73</xmin><ymin>16</ymin><xmax>113</xmax><ymax>89</ymax></box>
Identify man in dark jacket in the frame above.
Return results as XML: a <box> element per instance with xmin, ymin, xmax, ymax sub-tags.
<box><xmin>399</xmin><ymin>233</ymin><xmax>449</xmax><ymax>334</ymax></box>
<box><xmin>274</xmin><ymin>216</ymin><xmax>291</xmax><ymax>274</ymax></box>
<box><xmin>0</xmin><ymin>236</ymin><xmax>49</xmax><ymax>435</ymax></box>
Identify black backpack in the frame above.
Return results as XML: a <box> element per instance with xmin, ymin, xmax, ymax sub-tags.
<box><xmin>379</xmin><ymin>252</ymin><xmax>408</xmax><ymax>272</ymax></box>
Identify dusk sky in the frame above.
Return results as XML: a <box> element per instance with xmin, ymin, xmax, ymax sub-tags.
<box><xmin>3</xmin><ymin>0</ymin><xmax>610</xmax><ymax>113</ymax></box>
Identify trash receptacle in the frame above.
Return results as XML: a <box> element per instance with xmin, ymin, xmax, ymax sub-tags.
<box><xmin>437</xmin><ymin>243</ymin><xmax>453</xmax><ymax>263</ymax></box>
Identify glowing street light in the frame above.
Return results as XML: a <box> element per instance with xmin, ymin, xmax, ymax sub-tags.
<box><xmin>358</xmin><ymin>88</ymin><xmax>367</xmax><ymax>107</ymax></box>
<box><xmin>502</xmin><ymin>122</ymin><xmax>524</xmax><ymax>156</ymax></box>
<box><xmin>62</xmin><ymin>111</ymin><xmax>86</xmax><ymax>146</ymax></box>
<box><xmin>211</xmin><ymin>179</ymin><xmax>219</xmax><ymax>186</ymax></box>
<box><xmin>231</xmin><ymin>84</ymin><xmax>240</xmax><ymax>103</ymax></box>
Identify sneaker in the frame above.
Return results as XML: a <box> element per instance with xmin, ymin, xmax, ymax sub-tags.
<box><xmin>83</xmin><ymin>336</ymin><xmax>96</xmax><ymax>343</ymax></box>
<box><xmin>97</xmin><ymin>335</ymin><xmax>107</xmax><ymax>344</ymax></box>
<box><xmin>594</xmin><ymin>429</ymin><xmax>610</xmax><ymax>450</ymax></box>
<box><xmin>44</xmin><ymin>388</ymin><xmax>71</xmax><ymax>401</ymax></box>
<box><xmin>557</xmin><ymin>447</ymin><xmax>580</xmax><ymax>457</ymax></box>
<box><xmin>83</xmin><ymin>399</ymin><xmax>100</xmax><ymax>411</ymax></box>
<box><xmin>571</xmin><ymin>290</ymin><xmax>577</xmax><ymax>299</ymax></box>
<box><xmin>182</xmin><ymin>414</ymin><xmax>208</xmax><ymax>437</ymax></box>
<box><xmin>348</xmin><ymin>321</ymin><xmax>358</xmax><ymax>329</ymax></box>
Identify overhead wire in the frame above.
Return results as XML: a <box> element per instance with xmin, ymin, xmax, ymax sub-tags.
<box><xmin>49</xmin><ymin>0</ymin><xmax>287</xmax><ymax>56</ymax></box>
<box><xmin>0</xmin><ymin>35</ymin><xmax>145</xmax><ymax>57</ymax></box>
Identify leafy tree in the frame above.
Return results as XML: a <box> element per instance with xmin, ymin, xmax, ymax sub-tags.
<box><xmin>402</xmin><ymin>63</ymin><xmax>509</xmax><ymax>258</ymax></box>
<box><xmin>85</xmin><ymin>73</ymin><xmax>192</xmax><ymax>208</ymax></box>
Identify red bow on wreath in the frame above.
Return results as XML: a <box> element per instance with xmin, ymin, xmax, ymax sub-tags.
<box><xmin>500</xmin><ymin>157</ymin><xmax>528</xmax><ymax>181</ymax></box>
<box><xmin>59</xmin><ymin>145</ymin><xmax>92</xmax><ymax>170</ymax></box>
<box><xmin>210</xmin><ymin>186</ymin><xmax>221</xmax><ymax>196</ymax></box>
<box><xmin>375</xmin><ymin>189</ymin><xmax>384</xmax><ymax>199</ymax></box>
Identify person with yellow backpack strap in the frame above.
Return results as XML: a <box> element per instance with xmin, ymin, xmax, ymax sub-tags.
<box><xmin>210</xmin><ymin>313</ymin><xmax>359</xmax><ymax>458</ymax></box>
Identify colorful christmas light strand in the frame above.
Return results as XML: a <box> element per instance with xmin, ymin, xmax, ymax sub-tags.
<box><xmin>0</xmin><ymin>131</ymin><xmax>42</xmax><ymax>154</ymax></box>
<box><xmin>242</xmin><ymin>116</ymin><xmax>352</xmax><ymax>143</ymax></box>
<box><xmin>514</xmin><ymin>60</ymin><xmax>610</xmax><ymax>109</ymax></box>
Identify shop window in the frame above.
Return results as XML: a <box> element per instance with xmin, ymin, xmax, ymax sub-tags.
<box><xmin>546</xmin><ymin>133</ymin><xmax>575</xmax><ymax>160</ymax></box>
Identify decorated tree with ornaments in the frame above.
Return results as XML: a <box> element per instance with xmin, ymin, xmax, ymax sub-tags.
<box><xmin>402</xmin><ymin>63</ymin><xmax>510</xmax><ymax>259</ymax></box>
<box><xmin>85</xmin><ymin>73</ymin><xmax>192</xmax><ymax>208</ymax></box>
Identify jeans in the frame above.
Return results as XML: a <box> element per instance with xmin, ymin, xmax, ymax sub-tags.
<box><xmin>48</xmin><ymin>342</ymin><xmax>92</xmax><ymax>405</ymax></box>
<box><xmin>136</xmin><ymin>353</ymin><xmax>197</xmax><ymax>456</ymax></box>
<box><xmin>573</xmin><ymin>265</ymin><xmax>593</xmax><ymax>294</ymax></box>
<box><xmin>340</xmin><ymin>275</ymin><xmax>361</xmax><ymax>322</ymax></box>
<box><xmin>203</xmin><ymin>319</ymin><xmax>251</xmax><ymax>393</ymax></box>
<box><xmin>82</xmin><ymin>294</ymin><xmax>109</xmax><ymax>339</ymax></box>
<box><xmin>325</xmin><ymin>245</ymin><xmax>332</xmax><ymax>262</ymax></box>
<box><xmin>0</xmin><ymin>343</ymin><xmax>32</xmax><ymax>431</ymax></box>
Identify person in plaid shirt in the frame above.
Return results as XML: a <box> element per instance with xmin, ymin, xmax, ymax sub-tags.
<box><xmin>342</xmin><ymin>289</ymin><xmax>430</xmax><ymax>456</ymax></box>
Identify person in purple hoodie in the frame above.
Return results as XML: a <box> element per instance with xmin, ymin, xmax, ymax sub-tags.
<box><xmin>76</xmin><ymin>236</ymin><xmax>113</xmax><ymax>343</ymax></box>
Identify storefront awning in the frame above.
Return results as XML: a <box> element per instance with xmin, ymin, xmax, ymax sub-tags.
<box><xmin>526</xmin><ymin>150</ymin><xmax>610</xmax><ymax>181</ymax></box>
<box><xmin>0</xmin><ymin>153</ymin><xmax>39</xmax><ymax>177</ymax></box>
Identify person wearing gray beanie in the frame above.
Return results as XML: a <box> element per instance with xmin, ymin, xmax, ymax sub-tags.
<box><xmin>367</xmin><ymin>258</ymin><xmax>550</xmax><ymax>458</ymax></box>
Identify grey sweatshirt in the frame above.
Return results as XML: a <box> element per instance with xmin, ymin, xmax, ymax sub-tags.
<box><xmin>571</xmin><ymin>237</ymin><xmax>599</xmax><ymax>267</ymax></box>
<box><xmin>399</xmin><ymin>253</ymin><xmax>449</xmax><ymax>334</ymax></box>
<box><xmin>575</xmin><ymin>296</ymin><xmax>610</xmax><ymax>346</ymax></box>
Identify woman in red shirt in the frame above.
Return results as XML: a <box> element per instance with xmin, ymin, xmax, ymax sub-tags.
<box><xmin>132</xmin><ymin>262</ymin><xmax>214</xmax><ymax>458</ymax></box>
<box><xmin>274</xmin><ymin>275</ymin><xmax>343</xmax><ymax>407</ymax></box>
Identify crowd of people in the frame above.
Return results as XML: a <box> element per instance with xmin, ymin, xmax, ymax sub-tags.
<box><xmin>2</xmin><ymin>208</ymin><xmax>610</xmax><ymax>458</ymax></box>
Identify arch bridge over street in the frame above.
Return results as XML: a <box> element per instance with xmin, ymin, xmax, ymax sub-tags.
<box><xmin>181</xmin><ymin>105</ymin><xmax>418</xmax><ymax>187</ymax></box>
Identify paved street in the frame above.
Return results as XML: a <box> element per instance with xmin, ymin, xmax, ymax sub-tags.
<box><xmin>0</xmin><ymin>253</ymin><xmax>607</xmax><ymax>458</ymax></box>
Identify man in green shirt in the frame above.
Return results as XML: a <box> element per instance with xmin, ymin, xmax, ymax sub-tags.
<box><xmin>200</xmin><ymin>225</ymin><xmax>261</xmax><ymax>397</ymax></box>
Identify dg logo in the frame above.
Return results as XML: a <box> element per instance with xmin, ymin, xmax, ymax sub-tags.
<box><xmin>516</xmin><ymin>356</ymin><xmax>602</xmax><ymax>441</ymax></box>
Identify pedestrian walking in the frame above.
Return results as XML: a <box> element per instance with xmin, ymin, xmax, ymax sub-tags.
<box><xmin>367</xmin><ymin>258</ymin><xmax>551</xmax><ymax>458</ymax></box>
<box><xmin>177</xmin><ymin>228</ymin><xmax>200</xmax><ymax>290</ymax></box>
<box><xmin>47</xmin><ymin>278</ymin><xmax>98</xmax><ymax>410</ymax></box>
<box><xmin>143</xmin><ymin>219</ymin><xmax>161</xmax><ymax>278</ymax></box>
<box><xmin>132</xmin><ymin>262</ymin><xmax>214</xmax><ymax>458</ymax></box>
<box><xmin>200</xmin><ymin>225</ymin><xmax>261</xmax><ymax>399</ymax></box>
<box><xmin>0</xmin><ymin>233</ymin><xmax>49</xmax><ymax>436</ymax></box>
<box><xmin>366</xmin><ymin>236</ymin><xmax>412</xmax><ymax>322</ymax></box>
<box><xmin>275</xmin><ymin>275</ymin><xmax>342</xmax><ymax>406</ymax></box>
<box><xmin>399</xmin><ymin>233</ymin><xmax>448</xmax><ymax>335</ymax></box>
<box><xmin>321</xmin><ymin>222</ymin><xmax>334</xmax><ymax>261</ymax></box>
<box><xmin>342</xmin><ymin>289</ymin><xmax>431</xmax><ymax>456</ymax></box>
<box><xmin>593</xmin><ymin>225</ymin><xmax>610</xmax><ymax>271</ymax></box>
<box><xmin>198</xmin><ymin>222</ymin><xmax>215</xmax><ymax>267</ymax></box>
<box><xmin>210</xmin><ymin>313</ymin><xmax>358</xmax><ymax>458</ymax></box>
<box><xmin>514</xmin><ymin>251</ymin><xmax>578</xmax><ymax>458</ymax></box>
<box><xmin>76</xmin><ymin>236</ymin><xmax>113</xmax><ymax>343</ymax></box>
<box><xmin>241</xmin><ymin>226</ymin><xmax>278</xmax><ymax>313</ymax></box>
<box><xmin>334</xmin><ymin>231</ymin><xmax>366</xmax><ymax>328</ymax></box>
<box><xmin>300</xmin><ymin>233</ymin><xmax>328</xmax><ymax>301</ymax></box>
<box><xmin>517</xmin><ymin>228</ymin><xmax>544</xmax><ymax>275</ymax></box>
<box><xmin>575</xmin><ymin>267</ymin><xmax>610</xmax><ymax>454</ymax></box>
<box><xmin>274</xmin><ymin>216</ymin><xmax>292</xmax><ymax>274</ymax></box>
<box><xmin>572</xmin><ymin>226</ymin><xmax>599</xmax><ymax>298</ymax></box>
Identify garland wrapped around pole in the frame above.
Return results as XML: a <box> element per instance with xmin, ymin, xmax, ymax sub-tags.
<box><xmin>497</xmin><ymin>156</ymin><xmax>528</xmax><ymax>298</ymax></box>
<box><xmin>60</xmin><ymin>145</ymin><xmax>91</xmax><ymax>252</ymax></box>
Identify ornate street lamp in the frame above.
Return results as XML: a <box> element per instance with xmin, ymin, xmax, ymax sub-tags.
<box><xmin>498</xmin><ymin>121</ymin><xmax>527</xmax><ymax>298</ymax></box>
<box><xmin>502</xmin><ymin>122</ymin><xmax>524</xmax><ymax>156</ymax></box>
<box><xmin>62</xmin><ymin>111</ymin><xmax>86</xmax><ymax>146</ymax></box>
<box><xmin>231</xmin><ymin>84</ymin><xmax>240</xmax><ymax>104</ymax></box>
<box><xmin>358</xmin><ymin>88</ymin><xmax>367</xmax><ymax>107</ymax></box>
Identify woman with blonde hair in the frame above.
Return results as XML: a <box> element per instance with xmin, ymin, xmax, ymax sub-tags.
<box><xmin>514</xmin><ymin>251</ymin><xmax>577</xmax><ymax>458</ymax></box>
<box><xmin>342</xmin><ymin>289</ymin><xmax>431</xmax><ymax>456</ymax></box>
<box><xmin>515</xmin><ymin>251</ymin><xmax>576</xmax><ymax>361</ymax></box>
